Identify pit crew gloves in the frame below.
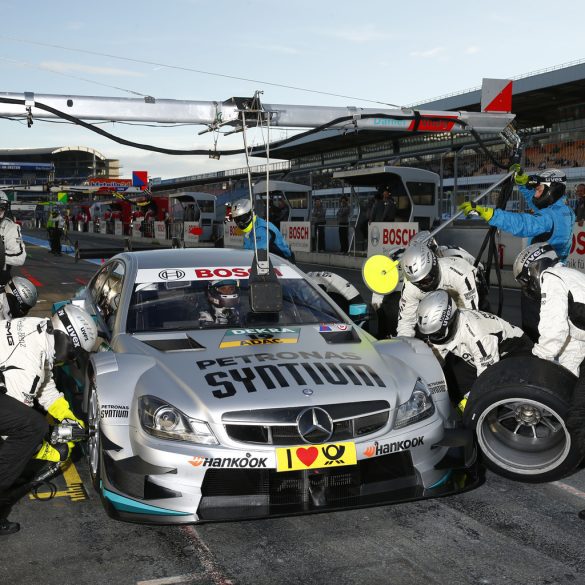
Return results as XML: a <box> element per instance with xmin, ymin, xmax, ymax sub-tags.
<box><xmin>509</xmin><ymin>164</ymin><xmax>530</xmax><ymax>186</ymax></box>
<box><xmin>458</xmin><ymin>202</ymin><xmax>494</xmax><ymax>222</ymax></box>
<box><xmin>33</xmin><ymin>440</ymin><xmax>71</xmax><ymax>462</ymax></box>
<box><xmin>47</xmin><ymin>396</ymin><xmax>85</xmax><ymax>428</ymax></box>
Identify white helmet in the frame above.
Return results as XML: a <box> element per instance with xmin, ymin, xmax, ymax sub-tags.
<box><xmin>513</xmin><ymin>243</ymin><xmax>558</xmax><ymax>300</ymax></box>
<box><xmin>415</xmin><ymin>289</ymin><xmax>459</xmax><ymax>344</ymax></box>
<box><xmin>231</xmin><ymin>198</ymin><xmax>254</xmax><ymax>232</ymax></box>
<box><xmin>5</xmin><ymin>276</ymin><xmax>38</xmax><ymax>317</ymax></box>
<box><xmin>51</xmin><ymin>304</ymin><xmax>98</xmax><ymax>362</ymax></box>
<box><xmin>0</xmin><ymin>191</ymin><xmax>10</xmax><ymax>214</ymax></box>
<box><xmin>401</xmin><ymin>244</ymin><xmax>441</xmax><ymax>292</ymax></box>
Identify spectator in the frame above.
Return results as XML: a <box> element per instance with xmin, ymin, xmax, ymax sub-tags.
<box><xmin>380</xmin><ymin>187</ymin><xmax>397</xmax><ymax>222</ymax></box>
<box><xmin>575</xmin><ymin>183</ymin><xmax>585</xmax><ymax>226</ymax></box>
<box><xmin>272</xmin><ymin>199</ymin><xmax>289</xmax><ymax>229</ymax></box>
<box><xmin>337</xmin><ymin>196</ymin><xmax>350</xmax><ymax>254</ymax></box>
<box><xmin>369</xmin><ymin>191</ymin><xmax>385</xmax><ymax>223</ymax></box>
<box><xmin>164</xmin><ymin>210</ymin><xmax>172</xmax><ymax>240</ymax></box>
<box><xmin>311</xmin><ymin>199</ymin><xmax>326</xmax><ymax>252</ymax></box>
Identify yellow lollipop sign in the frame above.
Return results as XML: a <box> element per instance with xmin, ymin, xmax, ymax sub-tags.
<box><xmin>362</xmin><ymin>255</ymin><xmax>401</xmax><ymax>295</ymax></box>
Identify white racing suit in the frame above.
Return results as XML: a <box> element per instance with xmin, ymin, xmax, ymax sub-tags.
<box><xmin>199</xmin><ymin>308</ymin><xmax>241</xmax><ymax>327</ymax></box>
<box><xmin>397</xmin><ymin>256</ymin><xmax>479</xmax><ymax>337</ymax></box>
<box><xmin>0</xmin><ymin>217</ymin><xmax>26</xmax><ymax>284</ymax></box>
<box><xmin>0</xmin><ymin>293</ymin><xmax>13</xmax><ymax>321</ymax></box>
<box><xmin>0</xmin><ymin>318</ymin><xmax>62</xmax><ymax>411</ymax></box>
<box><xmin>532</xmin><ymin>265</ymin><xmax>585</xmax><ymax>377</ymax></box>
<box><xmin>432</xmin><ymin>309</ymin><xmax>527</xmax><ymax>376</ymax></box>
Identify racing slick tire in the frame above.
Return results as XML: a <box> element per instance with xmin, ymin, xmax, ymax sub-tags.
<box><xmin>87</xmin><ymin>377</ymin><xmax>102</xmax><ymax>491</ymax></box>
<box><xmin>463</xmin><ymin>355</ymin><xmax>583</xmax><ymax>483</ymax></box>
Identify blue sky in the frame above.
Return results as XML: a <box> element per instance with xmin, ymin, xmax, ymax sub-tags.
<box><xmin>1</xmin><ymin>0</ymin><xmax>584</xmax><ymax>179</ymax></box>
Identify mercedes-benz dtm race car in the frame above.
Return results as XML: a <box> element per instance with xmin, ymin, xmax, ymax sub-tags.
<box><xmin>62</xmin><ymin>248</ymin><xmax>480</xmax><ymax>524</ymax></box>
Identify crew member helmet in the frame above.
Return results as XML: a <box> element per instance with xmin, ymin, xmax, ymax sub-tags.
<box><xmin>408</xmin><ymin>231</ymin><xmax>439</xmax><ymax>254</ymax></box>
<box><xmin>0</xmin><ymin>191</ymin><xmax>10</xmax><ymax>214</ymax></box>
<box><xmin>4</xmin><ymin>276</ymin><xmax>38</xmax><ymax>318</ymax></box>
<box><xmin>208</xmin><ymin>279</ymin><xmax>240</xmax><ymax>310</ymax></box>
<box><xmin>231</xmin><ymin>198</ymin><xmax>254</xmax><ymax>232</ymax></box>
<box><xmin>513</xmin><ymin>243</ymin><xmax>559</xmax><ymax>300</ymax></box>
<box><xmin>415</xmin><ymin>289</ymin><xmax>459</xmax><ymax>344</ymax></box>
<box><xmin>51</xmin><ymin>304</ymin><xmax>98</xmax><ymax>362</ymax></box>
<box><xmin>530</xmin><ymin>169</ymin><xmax>566</xmax><ymax>209</ymax></box>
<box><xmin>401</xmin><ymin>243</ymin><xmax>441</xmax><ymax>292</ymax></box>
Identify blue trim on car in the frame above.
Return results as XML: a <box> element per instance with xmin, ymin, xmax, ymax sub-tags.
<box><xmin>102</xmin><ymin>487</ymin><xmax>190</xmax><ymax>516</ymax></box>
<box><xmin>429</xmin><ymin>470</ymin><xmax>453</xmax><ymax>489</ymax></box>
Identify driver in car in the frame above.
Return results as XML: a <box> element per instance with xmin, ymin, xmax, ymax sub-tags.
<box><xmin>199</xmin><ymin>279</ymin><xmax>241</xmax><ymax>326</ymax></box>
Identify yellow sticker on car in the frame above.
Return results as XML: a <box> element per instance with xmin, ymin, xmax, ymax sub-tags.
<box><xmin>276</xmin><ymin>442</ymin><xmax>357</xmax><ymax>472</ymax></box>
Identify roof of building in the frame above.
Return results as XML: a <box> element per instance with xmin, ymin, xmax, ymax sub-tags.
<box><xmin>0</xmin><ymin>146</ymin><xmax>106</xmax><ymax>159</ymax></box>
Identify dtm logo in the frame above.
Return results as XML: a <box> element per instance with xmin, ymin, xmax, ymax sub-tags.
<box><xmin>158</xmin><ymin>269</ymin><xmax>186</xmax><ymax>280</ymax></box>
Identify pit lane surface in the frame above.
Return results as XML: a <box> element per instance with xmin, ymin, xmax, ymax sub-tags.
<box><xmin>2</xmin><ymin>231</ymin><xmax>585</xmax><ymax>585</ymax></box>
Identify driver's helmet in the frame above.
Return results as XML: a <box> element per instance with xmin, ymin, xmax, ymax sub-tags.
<box><xmin>415</xmin><ymin>289</ymin><xmax>459</xmax><ymax>345</ymax></box>
<box><xmin>530</xmin><ymin>169</ymin><xmax>566</xmax><ymax>209</ymax></box>
<box><xmin>513</xmin><ymin>243</ymin><xmax>558</xmax><ymax>300</ymax></box>
<box><xmin>4</xmin><ymin>276</ymin><xmax>38</xmax><ymax>318</ymax></box>
<box><xmin>208</xmin><ymin>279</ymin><xmax>240</xmax><ymax>310</ymax></box>
<box><xmin>401</xmin><ymin>243</ymin><xmax>441</xmax><ymax>292</ymax></box>
<box><xmin>231</xmin><ymin>198</ymin><xmax>254</xmax><ymax>232</ymax></box>
<box><xmin>0</xmin><ymin>191</ymin><xmax>10</xmax><ymax>215</ymax></box>
<box><xmin>51</xmin><ymin>304</ymin><xmax>98</xmax><ymax>362</ymax></box>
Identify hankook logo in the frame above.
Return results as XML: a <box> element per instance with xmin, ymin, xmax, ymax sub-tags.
<box><xmin>158</xmin><ymin>269</ymin><xmax>186</xmax><ymax>280</ymax></box>
<box><xmin>297</xmin><ymin>407</ymin><xmax>334</xmax><ymax>444</ymax></box>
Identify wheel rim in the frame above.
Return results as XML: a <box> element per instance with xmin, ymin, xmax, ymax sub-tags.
<box><xmin>476</xmin><ymin>398</ymin><xmax>571</xmax><ymax>476</ymax></box>
<box><xmin>88</xmin><ymin>384</ymin><xmax>100</xmax><ymax>479</ymax></box>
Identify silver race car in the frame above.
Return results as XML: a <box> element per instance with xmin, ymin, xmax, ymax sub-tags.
<box><xmin>58</xmin><ymin>248</ymin><xmax>480</xmax><ymax>523</ymax></box>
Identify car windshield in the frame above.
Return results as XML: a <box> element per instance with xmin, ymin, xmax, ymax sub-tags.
<box><xmin>126</xmin><ymin>277</ymin><xmax>344</xmax><ymax>333</ymax></box>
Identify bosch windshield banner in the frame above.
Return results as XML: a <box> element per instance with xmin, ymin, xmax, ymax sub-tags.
<box><xmin>135</xmin><ymin>265</ymin><xmax>300</xmax><ymax>283</ymax></box>
<box><xmin>281</xmin><ymin>221</ymin><xmax>311</xmax><ymax>252</ymax></box>
<box><xmin>367</xmin><ymin>222</ymin><xmax>419</xmax><ymax>257</ymax></box>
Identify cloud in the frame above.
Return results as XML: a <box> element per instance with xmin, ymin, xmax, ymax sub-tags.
<box><xmin>465</xmin><ymin>46</ymin><xmax>480</xmax><ymax>54</ymax></box>
<box><xmin>323</xmin><ymin>25</ymin><xmax>393</xmax><ymax>43</ymax></box>
<box><xmin>410</xmin><ymin>47</ymin><xmax>446</xmax><ymax>58</ymax></box>
<box><xmin>39</xmin><ymin>61</ymin><xmax>145</xmax><ymax>78</ymax></box>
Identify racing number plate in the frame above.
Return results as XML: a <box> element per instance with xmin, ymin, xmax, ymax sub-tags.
<box><xmin>276</xmin><ymin>442</ymin><xmax>357</xmax><ymax>472</ymax></box>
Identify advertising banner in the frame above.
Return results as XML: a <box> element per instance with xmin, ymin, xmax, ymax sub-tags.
<box><xmin>224</xmin><ymin>221</ymin><xmax>244</xmax><ymax>248</ymax></box>
<box><xmin>184</xmin><ymin>222</ymin><xmax>200</xmax><ymax>244</ymax></box>
<box><xmin>367</xmin><ymin>222</ymin><xmax>419</xmax><ymax>257</ymax></box>
<box><xmin>567</xmin><ymin>224</ymin><xmax>585</xmax><ymax>273</ymax></box>
<box><xmin>154</xmin><ymin>221</ymin><xmax>166</xmax><ymax>241</ymax></box>
<box><xmin>114</xmin><ymin>221</ymin><xmax>123</xmax><ymax>236</ymax></box>
<box><xmin>281</xmin><ymin>221</ymin><xmax>311</xmax><ymax>252</ymax></box>
<box><xmin>132</xmin><ymin>220</ymin><xmax>143</xmax><ymax>239</ymax></box>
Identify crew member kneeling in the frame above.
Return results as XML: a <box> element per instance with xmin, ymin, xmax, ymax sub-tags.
<box><xmin>0</xmin><ymin>305</ymin><xmax>97</xmax><ymax>535</ymax></box>
<box><xmin>415</xmin><ymin>289</ymin><xmax>532</xmax><ymax>407</ymax></box>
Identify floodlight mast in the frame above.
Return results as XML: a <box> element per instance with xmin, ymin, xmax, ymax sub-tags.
<box><xmin>0</xmin><ymin>91</ymin><xmax>515</xmax><ymax>134</ymax></box>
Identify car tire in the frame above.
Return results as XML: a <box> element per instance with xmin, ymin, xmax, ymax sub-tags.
<box><xmin>87</xmin><ymin>377</ymin><xmax>102</xmax><ymax>491</ymax></box>
<box><xmin>463</xmin><ymin>355</ymin><xmax>583</xmax><ymax>483</ymax></box>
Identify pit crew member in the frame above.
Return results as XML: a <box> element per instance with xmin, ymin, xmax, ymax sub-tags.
<box><xmin>396</xmin><ymin>243</ymin><xmax>479</xmax><ymax>338</ymax></box>
<box><xmin>415</xmin><ymin>289</ymin><xmax>532</xmax><ymax>404</ymax></box>
<box><xmin>0</xmin><ymin>305</ymin><xmax>97</xmax><ymax>535</ymax></box>
<box><xmin>0</xmin><ymin>191</ymin><xmax>26</xmax><ymax>285</ymax></box>
<box><xmin>231</xmin><ymin>198</ymin><xmax>293</xmax><ymax>261</ymax></box>
<box><xmin>0</xmin><ymin>276</ymin><xmax>38</xmax><ymax>320</ymax></box>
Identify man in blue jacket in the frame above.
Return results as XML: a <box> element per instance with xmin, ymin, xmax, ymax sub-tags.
<box><xmin>459</xmin><ymin>167</ymin><xmax>575</xmax><ymax>340</ymax></box>
<box><xmin>231</xmin><ymin>198</ymin><xmax>293</xmax><ymax>261</ymax></box>
<box><xmin>459</xmin><ymin>167</ymin><xmax>574</xmax><ymax>261</ymax></box>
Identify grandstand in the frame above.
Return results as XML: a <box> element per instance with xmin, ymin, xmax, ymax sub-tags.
<box><xmin>151</xmin><ymin>61</ymin><xmax>585</xmax><ymax>216</ymax></box>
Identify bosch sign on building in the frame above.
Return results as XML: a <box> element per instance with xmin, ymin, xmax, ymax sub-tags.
<box><xmin>281</xmin><ymin>221</ymin><xmax>311</xmax><ymax>252</ymax></box>
<box><xmin>368</xmin><ymin>222</ymin><xmax>419</xmax><ymax>257</ymax></box>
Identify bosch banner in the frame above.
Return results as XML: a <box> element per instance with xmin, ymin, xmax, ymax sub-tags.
<box><xmin>567</xmin><ymin>224</ymin><xmax>585</xmax><ymax>273</ymax></box>
<box><xmin>281</xmin><ymin>221</ymin><xmax>311</xmax><ymax>252</ymax></box>
<box><xmin>367</xmin><ymin>222</ymin><xmax>419</xmax><ymax>257</ymax></box>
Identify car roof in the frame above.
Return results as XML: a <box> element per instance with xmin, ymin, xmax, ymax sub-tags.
<box><xmin>113</xmin><ymin>248</ymin><xmax>291</xmax><ymax>271</ymax></box>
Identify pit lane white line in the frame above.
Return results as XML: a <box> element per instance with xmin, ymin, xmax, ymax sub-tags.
<box><xmin>552</xmin><ymin>481</ymin><xmax>585</xmax><ymax>501</ymax></box>
<box><xmin>136</xmin><ymin>574</ymin><xmax>206</xmax><ymax>585</ymax></box>
<box><xmin>179</xmin><ymin>526</ymin><xmax>234</xmax><ymax>585</ymax></box>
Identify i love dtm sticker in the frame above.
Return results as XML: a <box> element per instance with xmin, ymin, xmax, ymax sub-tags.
<box><xmin>276</xmin><ymin>441</ymin><xmax>357</xmax><ymax>472</ymax></box>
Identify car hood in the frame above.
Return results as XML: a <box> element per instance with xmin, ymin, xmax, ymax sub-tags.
<box><xmin>114</xmin><ymin>325</ymin><xmax>420</xmax><ymax>422</ymax></box>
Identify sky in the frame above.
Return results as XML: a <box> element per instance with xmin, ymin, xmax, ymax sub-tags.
<box><xmin>1</xmin><ymin>0</ymin><xmax>584</xmax><ymax>180</ymax></box>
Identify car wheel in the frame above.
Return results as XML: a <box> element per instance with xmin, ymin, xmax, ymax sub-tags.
<box><xmin>464</xmin><ymin>355</ymin><xmax>583</xmax><ymax>483</ymax></box>
<box><xmin>87</xmin><ymin>378</ymin><xmax>101</xmax><ymax>491</ymax></box>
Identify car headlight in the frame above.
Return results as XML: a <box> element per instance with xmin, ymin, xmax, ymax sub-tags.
<box><xmin>139</xmin><ymin>395</ymin><xmax>218</xmax><ymax>445</ymax></box>
<box><xmin>393</xmin><ymin>378</ymin><xmax>435</xmax><ymax>430</ymax></box>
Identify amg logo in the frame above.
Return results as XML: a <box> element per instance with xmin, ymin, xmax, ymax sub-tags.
<box><xmin>6</xmin><ymin>322</ymin><xmax>14</xmax><ymax>346</ymax></box>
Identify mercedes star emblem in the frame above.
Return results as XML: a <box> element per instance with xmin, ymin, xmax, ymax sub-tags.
<box><xmin>297</xmin><ymin>407</ymin><xmax>334</xmax><ymax>444</ymax></box>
